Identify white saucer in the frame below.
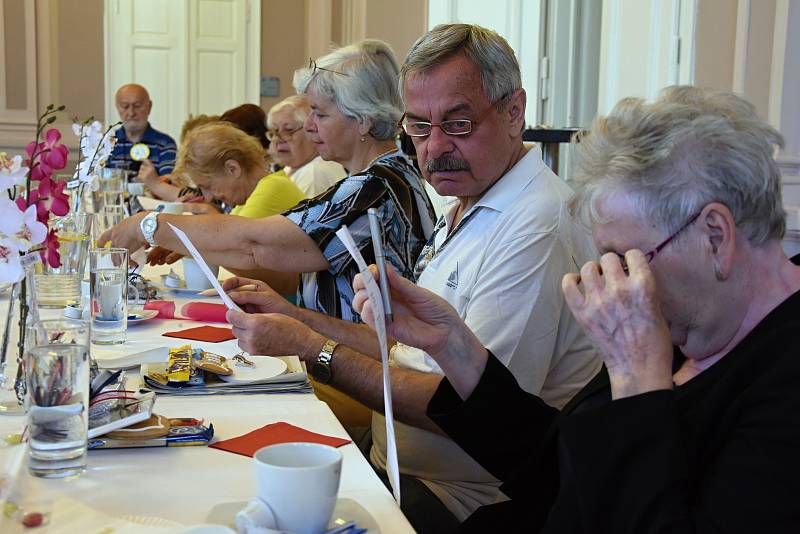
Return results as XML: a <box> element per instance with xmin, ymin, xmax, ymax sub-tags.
<box><xmin>158</xmin><ymin>274</ymin><xmax>214</xmax><ymax>296</ymax></box>
<box><xmin>205</xmin><ymin>498</ymin><xmax>380</xmax><ymax>533</ymax></box>
<box><xmin>218</xmin><ymin>356</ymin><xmax>288</xmax><ymax>384</ymax></box>
<box><xmin>128</xmin><ymin>309</ymin><xmax>159</xmax><ymax>323</ymax></box>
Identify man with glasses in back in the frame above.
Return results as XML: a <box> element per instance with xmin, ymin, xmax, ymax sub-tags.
<box><xmin>221</xmin><ymin>24</ymin><xmax>601</xmax><ymax>533</ymax></box>
<box><xmin>267</xmin><ymin>95</ymin><xmax>346</xmax><ymax>197</ymax></box>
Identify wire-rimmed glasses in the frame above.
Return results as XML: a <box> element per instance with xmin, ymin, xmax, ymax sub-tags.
<box><xmin>307</xmin><ymin>58</ymin><xmax>349</xmax><ymax>77</ymax></box>
<box><xmin>266</xmin><ymin>126</ymin><xmax>304</xmax><ymax>142</ymax></box>
<box><xmin>398</xmin><ymin>93</ymin><xmax>511</xmax><ymax>137</ymax></box>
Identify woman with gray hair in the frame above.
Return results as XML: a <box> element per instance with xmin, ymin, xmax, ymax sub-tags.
<box><xmin>100</xmin><ymin>39</ymin><xmax>435</xmax><ymax>324</ymax></box>
<box><xmin>266</xmin><ymin>95</ymin><xmax>345</xmax><ymax>197</ymax></box>
<box><xmin>353</xmin><ymin>86</ymin><xmax>800</xmax><ymax>532</ymax></box>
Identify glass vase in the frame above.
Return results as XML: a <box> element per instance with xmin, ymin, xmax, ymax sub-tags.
<box><xmin>30</xmin><ymin>211</ymin><xmax>92</xmax><ymax>308</ymax></box>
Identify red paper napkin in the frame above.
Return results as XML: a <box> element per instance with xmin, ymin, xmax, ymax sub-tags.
<box><xmin>210</xmin><ymin>422</ymin><xmax>351</xmax><ymax>457</ymax></box>
<box><xmin>162</xmin><ymin>325</ymin><xmax>236</xmax><ymax>342</ymax></box>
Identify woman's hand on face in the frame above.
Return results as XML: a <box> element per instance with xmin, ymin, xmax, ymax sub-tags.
<box><xmin>562</xmin><ymin>250</ymin><xmax>674</xmax><ymax>399</ymax></box>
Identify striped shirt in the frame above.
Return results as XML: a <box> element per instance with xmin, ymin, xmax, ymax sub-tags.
<box><xmin>108</xmin><ymin>124</ymin><xmax>177</xmax><ymax>176</ymax></box>
<box><xmin>285</xmin><ymin>150</ymin><xmax>436</xmax><ymax>322</ymax></box>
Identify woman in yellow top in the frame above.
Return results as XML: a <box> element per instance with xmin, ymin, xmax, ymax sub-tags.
<box><xmin>175</xmin><ymin>122</ymin><xmax>306</xmax><ymax>219</ymax></box>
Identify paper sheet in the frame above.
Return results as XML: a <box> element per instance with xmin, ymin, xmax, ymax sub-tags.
<box><xmin>167</xmin><ymin>223</ymin><xmax>242</xmax><ymax>312</ymax></box>
<box><xmin>335</xmin><ymin>226</ymin><xmax>401</xmax><ymax>505</ymax></box>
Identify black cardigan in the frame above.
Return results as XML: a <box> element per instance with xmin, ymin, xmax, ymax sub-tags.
<box><xmin>428</xmin><ymin>287</ymin><xmax>800</xmax><ymax>533</ymax></box>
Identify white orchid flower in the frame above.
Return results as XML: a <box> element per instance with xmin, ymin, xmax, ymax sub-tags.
<box><xmin>0</xmin><ymin>237</ymin><xmax>23</xmax><ymax>284</ymax></box>
<box><xmin>0</xmin><ymin>197</ymin><xmax>24</xmax><ymax>236</ymax></box>
<box><xmin>12</xmin><ymin>205</ymin><xmax>47</xmax><ymax>251</ymax></box>
<box><xmin>0</xmin><ymin>153</ymin><xmax>28</xmax><ymax>192</ymax></box>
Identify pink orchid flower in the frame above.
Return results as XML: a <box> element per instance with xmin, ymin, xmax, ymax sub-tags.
<box><xmin>40</xmin><ymin>228</ymin><xmax>61</xmax><ymax>268</ymax></box>
<box><xmin>16</xmin><ymin>177</ymin><xmax>70</xmax><ymax>223</ymax></box>
<box><xmin>26</xmin><ymin>128</ymin><xmax>69</xmax><ymax>182</ymax></box>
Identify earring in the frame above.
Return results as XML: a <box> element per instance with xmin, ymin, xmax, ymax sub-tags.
<box><xmin>360</xmin><ymin>136</ymin><xmax>366</xmax><ymax>142</ymax></box>
<box><xmin>714</xmin><ymin>264</ymin><xmax>724</xmax><ymax>281</ymax></box>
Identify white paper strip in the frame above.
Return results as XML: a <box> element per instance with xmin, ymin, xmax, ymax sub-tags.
<box><xmin>166</xmin><ymin>223</ymin><xmax>242</xmax><ymax>312</ymax></box>
<box><xmin>335</xmin><ymin>226</ymin><xmax>401</xmax><ymax>505</ymax></box>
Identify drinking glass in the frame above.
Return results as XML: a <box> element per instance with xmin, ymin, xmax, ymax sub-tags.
<box><xmin>31</xmin><ymin>211</ymin><xmax>92</xmax><ymax>308</ymax></box>
<box><xmin>92</xmin><ymin>205</ymin><xmax>126</xmax><ymax>248</ymax></box>
<box><xmin>93</xmin><ymin>168</ymin><xmax>128</xmax><ymax>212</ymax></box>
<box><xmin>90</xmin><ymin>248</ymin><xmax>128</xmax><ymax>345</ymax></box>
<box><xmin>26</xmin><ymin>318</ymin><xmax>90</xmax><ymax>478</ymax></box>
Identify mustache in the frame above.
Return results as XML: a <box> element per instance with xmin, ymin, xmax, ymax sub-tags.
<box><xmin>425</xmin><ymin>155</ymin><xmax>471</xmax><ymax>173</ymax></box>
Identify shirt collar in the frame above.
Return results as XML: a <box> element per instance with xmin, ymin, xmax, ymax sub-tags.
<box><xmin>116</xmin><ymin>123</ymin><xmax>155</xmax><ymax>143</ymax></box>
<box><xmin>473</xmin><ymin>143</ymin><xmax>545</xmax><ymax>213</ymax></box>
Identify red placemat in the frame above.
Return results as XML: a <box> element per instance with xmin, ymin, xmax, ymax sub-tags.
<box><xmin>210</xmin><ymin>422</ymin><xmax>351</xmax><ymax>457</ymax></box>
<box><xmin>162</xmin><ymin>325</ymin><xmax>235</xmax><ymax>343</ymax></box>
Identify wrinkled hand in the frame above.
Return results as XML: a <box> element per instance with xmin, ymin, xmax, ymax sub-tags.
<box><xmin>96</xmin><ymin>211</ymin><xmax>148</xmax><ymax>255</ymax></box>
<box><xmin>146</xmin><ymin>246</ymin><xmax>183</xmax><ymax>266</ymax></box>
<box><xmin>354</xmin><ymin>265</ymin><xmax>488</xmax><ymax>399</ymax></box>
<box><xmin>224</xmin><ymin>277</ymin><xmax>294</xmax><ymax>316</ymax></box>
<box><xmin>354</xmin><ymin>265</ymin><xmax>468</xmax><ymax>359</ymax></box>
<box><xmin>226</xmin><ymin>310</ymin><xmax>321</xmax><ymax>358</ymax></box>
<box><xmin>137</xmin><ymin>160</ymin><xmax>161</xmax><ymax>189</ymax></box>
<box><xmin>561</xmin><ymin>250</ymin><xmax>673</xmax><ymax>399</ymax></box>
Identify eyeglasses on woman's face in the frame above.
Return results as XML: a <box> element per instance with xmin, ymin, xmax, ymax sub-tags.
<box><xmin>615</xmin><ymin>210</ymin><xmax>703</xmax><ymax>272</ymax></box>
<box><xmin>266</xmin><ymin>125</ymin><xmax>303</xmax><ymax>142</ymax></box>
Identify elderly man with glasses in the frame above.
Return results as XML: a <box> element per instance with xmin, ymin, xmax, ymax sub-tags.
<box><xmin>218</xmin><ymin>24</ymin><xmax>601</xmax><ymax>533</ymax></box>
<box><xmin>267</xmin><ymin>95</ymin><xmax>346</xmax><ymax>197</ymax></box>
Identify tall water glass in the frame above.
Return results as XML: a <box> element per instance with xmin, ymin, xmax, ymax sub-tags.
<box><xmin>93</xmin><ymin>168</ymin><xmax>128</xmax><ymax>212</ymax></box>
<box><xmin>92</xmin><ymin>205</ymin><xmax>126</xmax><ymax>248</ymax></box>
<box><xmin>90</xmin><ymin>248</ymin><xmax>128</xmax><ymax>345</ymax></box>
<box><xmin>26</xmin><ymin>319</ymin><xmax>90</xmax><ymax>478</ymax></box>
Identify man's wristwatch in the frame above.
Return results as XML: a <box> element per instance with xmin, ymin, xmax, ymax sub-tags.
<box><xmin>140</xmin><ymin>212</ymin><xmax>159</xmax><ymax>247</ymax></box>
<box><xmin>310</xmin><ymin>339</ymin><xmax>338</xmax><ymax>384</ymax></box>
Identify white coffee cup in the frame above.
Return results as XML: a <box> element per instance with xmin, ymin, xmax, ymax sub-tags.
<box><xmin>253</xmin><ymin>442</ymin><xmax>342</xmax><ymax>534</ymax></box>
<box><xmin>182</xmin><ymin>258</ymin><xmax>218</xmax><ymax>291</ymax></box>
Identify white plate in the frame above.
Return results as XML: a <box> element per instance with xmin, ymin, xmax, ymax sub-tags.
<box><xmin>218</xmin><ymin>356</ymin><xmax>288</xmax><ymax>384</ymax></box>
<box><xmin>128</xmin><ymin>309</ymin><xmax>159</xmax><ymax>324</ymax></box>
<box><xmin>205</xmin><ymin>498</ymin><xmax>380</xmax><ymax>533</ymax></box>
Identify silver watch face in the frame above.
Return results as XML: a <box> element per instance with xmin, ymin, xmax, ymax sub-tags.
<box><xmin>143</xmin><ymin>216</ymin><xmax>156</xmax><ymax>233</ymax></box>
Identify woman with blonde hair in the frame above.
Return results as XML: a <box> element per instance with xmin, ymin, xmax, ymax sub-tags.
<box><xmin>174</xmin><ymin>122</ymin><xmax>304</xmax><ymax>218</ymax></box>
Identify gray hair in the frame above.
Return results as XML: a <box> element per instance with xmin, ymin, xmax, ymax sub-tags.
<box><xmin>400</xmin><ymin>23</ymin><xmax>521</xmax><ymax>108</ymax></box>
<box><xmin>293</xmin><ymin>40</ymin><xmax>401</xmax><ymax>140</ymax></box>
<box><xmin>267</xmin><ymin>95</ymin><xmax>309</xmax><ymax>128</ymax></box>
<box><xmin>570</xmin><ymin>85</ymin><xmax>786</xmax><ymax>245</ymax></box>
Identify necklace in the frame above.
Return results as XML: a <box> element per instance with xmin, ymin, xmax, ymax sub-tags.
<box><xmin>361</xmin><ymin>148</ymin><xmax>397</xmax><ymax>173</ymax></box>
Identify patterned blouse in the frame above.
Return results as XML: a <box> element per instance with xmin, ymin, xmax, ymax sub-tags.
<box><xmin>285</xmin><ymin>150</ymin><xmax>435</xmax><ymax>322</ymax></box>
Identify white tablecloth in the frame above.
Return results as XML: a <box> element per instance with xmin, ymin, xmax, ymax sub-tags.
<box><xmin>0</xmin><ymin>266</ymin><xmax>413</xmax><ymax>533</ymax></box>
